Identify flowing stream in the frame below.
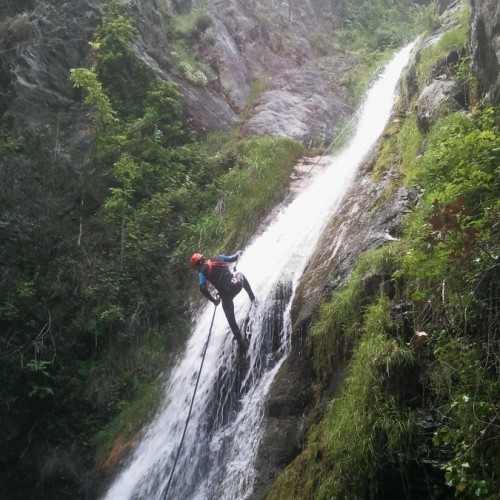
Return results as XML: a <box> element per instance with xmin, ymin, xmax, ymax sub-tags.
<box><xmin>104</xmin><ymin>42</ymin><xmax>415</xmax><ymax>500</ymax></box>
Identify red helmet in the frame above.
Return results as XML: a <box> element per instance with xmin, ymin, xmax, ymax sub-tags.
<box><xmin>189</xmin><ymin>253</ymin><xmax>205</xmax><ymax>268</ymax></box>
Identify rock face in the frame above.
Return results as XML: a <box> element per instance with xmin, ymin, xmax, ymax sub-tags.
<box><xmin>204</xmin><ymin>0</ymin><xmax>354</xmax><ymax>142</ymax></box>
<box><xmin>0</xmin><ymin>0</ymin><xmax>102</xmax><ymax>165</ymax></box>
<box><xmin>0</xmin><ymin>0</ymin><xmax>355</xmax><ymax>167</ymax></box>
<box><xmin>292</xmin><ymin>170</ymin><xmax>418</xmax><ymax>329</ymax></box>
<box><xmin>241</xmin><ymin>62</ymin><xmax>352</xmax><ymax>142</ymax></box>
<box><xmin>470</xmin><ymin>0</ymin><xmax>500</xmax><ymax>104</ymax></box>
<box><xmin>167</xmin><ymin>0</ymin><xmax>354</xmax><ymax>142</ymax></box>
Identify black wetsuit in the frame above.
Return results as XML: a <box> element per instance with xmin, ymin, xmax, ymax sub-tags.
<box><xmin>198</xmin><ymin>254</ymin><xmax>255</xmax><ymax>349</ymax></box>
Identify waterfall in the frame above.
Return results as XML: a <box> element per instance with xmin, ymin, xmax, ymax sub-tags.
<box><xmin>104</xmin><ymin>41</ymin><xmax>416</xmax><ymax>500</ymax></box>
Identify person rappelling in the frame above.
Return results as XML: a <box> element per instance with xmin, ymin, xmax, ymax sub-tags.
<box><xmin>189</xmin><ymin>251</ymin><xmax>255</xmax><ymax>352</ymax></box>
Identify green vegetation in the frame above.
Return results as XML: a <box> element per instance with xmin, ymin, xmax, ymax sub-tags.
<box><xmin>417</xmin><ymin>5</ymin><xmax>471</xmax><ymax>87</ymax></box>
<box><xmin>396</xmin><ymin>117</ymin><xmax>424</xmax><ymax>181</ymax></box>
<box><xmin>248</xmin><ymin>74</ymin><xmax>270</xmax><ymax>105</ymax></box>
<box><xmin>171</xmin><ymin>39</ymin><xmax>209</xmax><ymax>86</ymax></box>
<box><xmin>339</xmin><ymin>0</ymin><xmax>420</xmax><ymax>51</ymax></box>
<box><xmin>0</xmin><ymin>4</ymin><xmax>305</xmax><ymax>498</ymax></box>
<box><xmin>270</xmin><ymin>323</ymin><xmax>414</xmax><ymax>500</ymax></box>
<box><xmin>219</xmin><ymin>136</ymin><xmax>305</xmax><ymax>246</ymax></box>
<box><xmin>328</xmin><ymin>0</ymin><xmax>470</xmax><ymax>103</ymax></box>
<box><xmin>308</xmin><ymin>246</ymin><xmax>396</xmax><ymax>384</ymax></box>
<box><xmin>398</xmin><ymin>107</ymin><xmax>500</xmax><ymax>498</ymax></box>
<box><xmin>168</xmin><ymin>9</ymin><xmax>212</xmax><ymax>39</ymax></box>
<box><xmin>167</xmin><ymin>9</ymin><xmax>214</xmax><ymax>86</ymax></box>
<box><xmin>336</xmin><ymin>0</ymin><xmax>413</xmax><ymax>101</ymax></box>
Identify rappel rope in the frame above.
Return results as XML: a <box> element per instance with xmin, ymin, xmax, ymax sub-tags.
<box><xmin>162</xmin><ymin>304</ymin><xmax>218</xmax><ymax>500</ymax></box>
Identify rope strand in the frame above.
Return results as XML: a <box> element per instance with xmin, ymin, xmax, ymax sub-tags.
<box><xmin>162</xmin><ymin>304</ymin><xmax>218</xmax><ymax>500</ymax></box>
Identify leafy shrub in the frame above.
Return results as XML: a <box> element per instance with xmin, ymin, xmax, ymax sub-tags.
<box><xmin>171</xmin><ymin>40</ymin><xmax>210</xmax><ymax>86</ymax></box>
<box><xmin>393</xmin><ymin>106</ymin><xmax>500</xmax><ymax>497</ymax></box>
<box><xmin>413</xmin><ymin>1</ymin><xmax>441</xmax><ymax>34</ymax></box>
<box><xmin>179</xmin><ymin>60</ymin><xmax>208</xmax><ymax>85</ymax></box>
<box><xmin>338</xmin><ymin>0</ymin><xmax>421</xmax><ymax>52</ymax></box>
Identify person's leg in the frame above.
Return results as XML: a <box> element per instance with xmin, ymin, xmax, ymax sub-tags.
<box><xmin>241</xmin><ymin>274</ymin><xmax>255</xmax><ymax>301</ymax></box>
<box><xmin>221</xmin><ymin>297</ymin><xmax>248</xmax><ymax>350</ymax></box>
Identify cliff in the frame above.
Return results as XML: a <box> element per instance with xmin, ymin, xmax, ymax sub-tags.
<box><xmin>0</xmin><ymin>0</ymin><xmax>354</xmax><ymax>167</ymax></box>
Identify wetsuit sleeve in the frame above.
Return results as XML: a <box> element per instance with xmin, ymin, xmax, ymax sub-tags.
<box><xmin>198</xmin><ymin>272</ymin><xmax>217</xmax><ymax>303</ymax></box>
<box><xmin>218</xmin><ymin>251</ymin><xmax>241</xmax><ymax>263</ymax></box>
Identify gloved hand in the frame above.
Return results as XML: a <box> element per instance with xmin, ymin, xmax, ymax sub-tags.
<box><xmin>213</xmin><ymin>295</ymin><xmax>221</xmax><ymax>306</ymax></box>
<box><xmin>236</xmin><ymin>250</ymin><xmax>243</xmax><ymax>259</ymax></box>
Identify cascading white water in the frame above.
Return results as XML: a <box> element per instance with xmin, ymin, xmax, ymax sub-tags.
<box><xmin>104</xmin><ymin>42</ymin><xmax>415</xmax><ymax>500</ymax></box>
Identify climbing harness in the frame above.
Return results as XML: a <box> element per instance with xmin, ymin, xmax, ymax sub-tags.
<box><xmin>162</xmin><ymin>304</ymin><xmax>218</xmax><ymax>500</ymax></box>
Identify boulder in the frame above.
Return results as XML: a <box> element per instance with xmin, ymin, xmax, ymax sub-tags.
<box><xmin>415</xmin><ymin>79</ymin><xmax>463</xmax><ymax>132</ymax></box>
